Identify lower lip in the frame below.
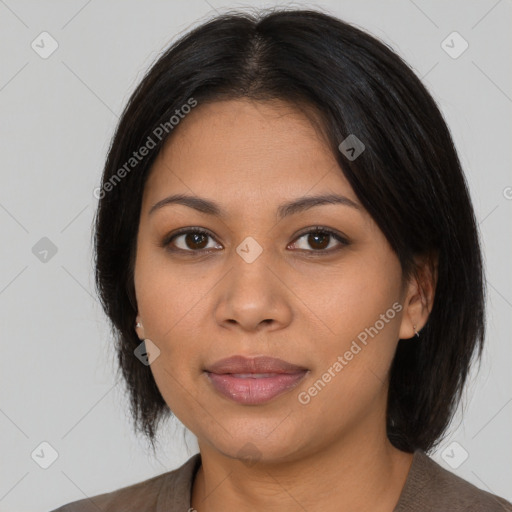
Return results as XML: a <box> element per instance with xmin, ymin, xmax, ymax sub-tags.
<box><xmin>205</xmin><ymin>371</ymin><xmax>308</xmax><ymax>405</ymax></box>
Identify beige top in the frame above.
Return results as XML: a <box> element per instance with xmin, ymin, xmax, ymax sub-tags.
<box><xmin>50</xmin><ymin>450</ymin><xmax>512</xmax><ymax>511</ymax></box>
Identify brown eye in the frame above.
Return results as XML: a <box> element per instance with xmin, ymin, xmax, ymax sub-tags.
<box><xmin>164</xmin><ymin>228</ymin><xmax>221</xmax><ymax>253</ymax></box>
<box><xmin>290</xmin><ymin>228</ymin><xmax>349</xmax><ymax>253</ymax></box>
<box><xmin>183</xmin><ymin>232</ymin><xmax>208</xmax><ymax>250</ymax></box>
<box><xmin>307</xmin><ymin>232</ymin><xmax>330</xmax><ymax>250</ymax></box>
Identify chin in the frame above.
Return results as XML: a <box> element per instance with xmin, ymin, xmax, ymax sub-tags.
<box><xmin>198</xmin><ymin>420</ymin><xmax>310</xmax><ymax>466</ymax></box>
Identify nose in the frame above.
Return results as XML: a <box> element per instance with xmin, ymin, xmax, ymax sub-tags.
<box><xmin>213</xmin><ymin>247</ymin><xmax>293</xmax><ymax>333</ymax></box>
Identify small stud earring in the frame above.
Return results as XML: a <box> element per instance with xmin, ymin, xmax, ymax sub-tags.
<box><xmin>136</xmin><ymin>322</ymin><xmax>142</xmax><ymax>328</ymax></box>
<box><xmin>413</xmin><ymin>325</ymin><xmax>420</xmax><ymax>338</ymax></box>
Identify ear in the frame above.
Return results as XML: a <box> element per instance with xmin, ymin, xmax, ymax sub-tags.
<box><xmin>398</xmin><ymin>252</ymin><xmax>438</xmax><ymax>340</ymax></box>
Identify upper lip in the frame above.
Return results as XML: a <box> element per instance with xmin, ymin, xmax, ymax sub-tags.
<box><xmin>205</xmin><ymin>355</ymin><xmax>308</xmax><ymax>374</ymax></box>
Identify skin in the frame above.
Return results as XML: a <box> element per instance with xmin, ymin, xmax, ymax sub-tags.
<box><xmin>133</xmin><ymin>98</ymin><xmax>435</xmax><ymax>512</ymax></box>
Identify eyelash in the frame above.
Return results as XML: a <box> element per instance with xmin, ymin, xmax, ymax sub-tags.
<box><xmin>161</xmin><ymin>226</ymin><xmax>350</xmax><ymax>256</ymax></box>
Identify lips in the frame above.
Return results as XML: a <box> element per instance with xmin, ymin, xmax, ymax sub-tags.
<box><xmin>204</xmin><ymin>355</ymin><xmax>308</xmax><ymax>405</ymax></box>
<box><xmin>206</xmin><ymin>355</ymin><xmax>307</xmax><ymax>374</ymax></box>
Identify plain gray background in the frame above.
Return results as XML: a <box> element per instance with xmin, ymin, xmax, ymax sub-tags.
<box><xmin>0</xmin><ymin>0</ymin><xmax>511</xmax><ymax>510</ymax></box>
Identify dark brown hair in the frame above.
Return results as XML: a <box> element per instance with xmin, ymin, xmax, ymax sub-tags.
<box><xmin>94</xmin><ymin>8</ymin><xmax>485</xmax><ymax>455</ymax></box>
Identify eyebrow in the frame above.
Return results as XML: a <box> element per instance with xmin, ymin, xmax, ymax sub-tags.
<box><xmin>148</xmin><ymin>192</ymin><xmax>360</xmax><ymax>219</ymax></box>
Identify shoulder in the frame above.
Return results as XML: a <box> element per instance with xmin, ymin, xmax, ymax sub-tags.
<box><xmin>395</xmin><ymin>449</ymin><xmax>512</xmax><ymax>512</ymax></box>
<box><xmin>49</xmin><ymin>453</ymin><xmax>201</xmax><ymax>512</ymax></box>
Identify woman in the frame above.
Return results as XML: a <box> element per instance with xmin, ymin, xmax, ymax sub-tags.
<box><xmin>52</xmin><ymin>8</ymin><xmax>512</xmax><ymax>512</ymax></box>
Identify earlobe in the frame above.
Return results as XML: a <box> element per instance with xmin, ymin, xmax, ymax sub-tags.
<box><xmin>135</xmin><ymin>316</ymin><xmax>144</xmax><ymax>339</ymax></box>
<box><xmin>398</xmin><ymin>289</ymin><xmax>428</xmax><ymax>340</ymax></box>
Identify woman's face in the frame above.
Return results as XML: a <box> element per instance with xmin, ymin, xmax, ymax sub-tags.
<box><xmin>134</xmin><ymin>99</ymin><xmax>413</xmax><ymax>463</ymax></box>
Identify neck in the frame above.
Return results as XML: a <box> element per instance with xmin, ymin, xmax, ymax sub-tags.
<box><xmin>190</xmin><ymin>428</ymin><xmax>414</xmax><ymax>512</ymax></box>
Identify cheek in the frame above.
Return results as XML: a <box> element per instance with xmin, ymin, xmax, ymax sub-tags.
<box><xmin>295</xmin><ymin>249</ymin><xmax>404</xmax><ymax>404</ymax></box>
<box><xmin>133</xmin><ymin>244</ymin><xmax>214</xmax><ymax>418</ymax></box>
<box><xmin>134</xmin><ymin>240</ymin><xmax>212</xmax><ymax>344</ymax></box>
<box><xmin>296</xmin><ymin>248</ymin><xmax>403</xmax><ymax>349</ymax></box>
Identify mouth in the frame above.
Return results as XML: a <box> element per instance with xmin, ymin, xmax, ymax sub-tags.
<box><xmin>204</xmin><ymin>355</ymin><xmax>308</xmax><ymax>405</ymax></box>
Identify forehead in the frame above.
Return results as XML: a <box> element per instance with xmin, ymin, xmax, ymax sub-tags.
<box><xmin>142</xmin><ymin>99</ymin><xmax>357</xmax><ymax>210</ymax></box>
